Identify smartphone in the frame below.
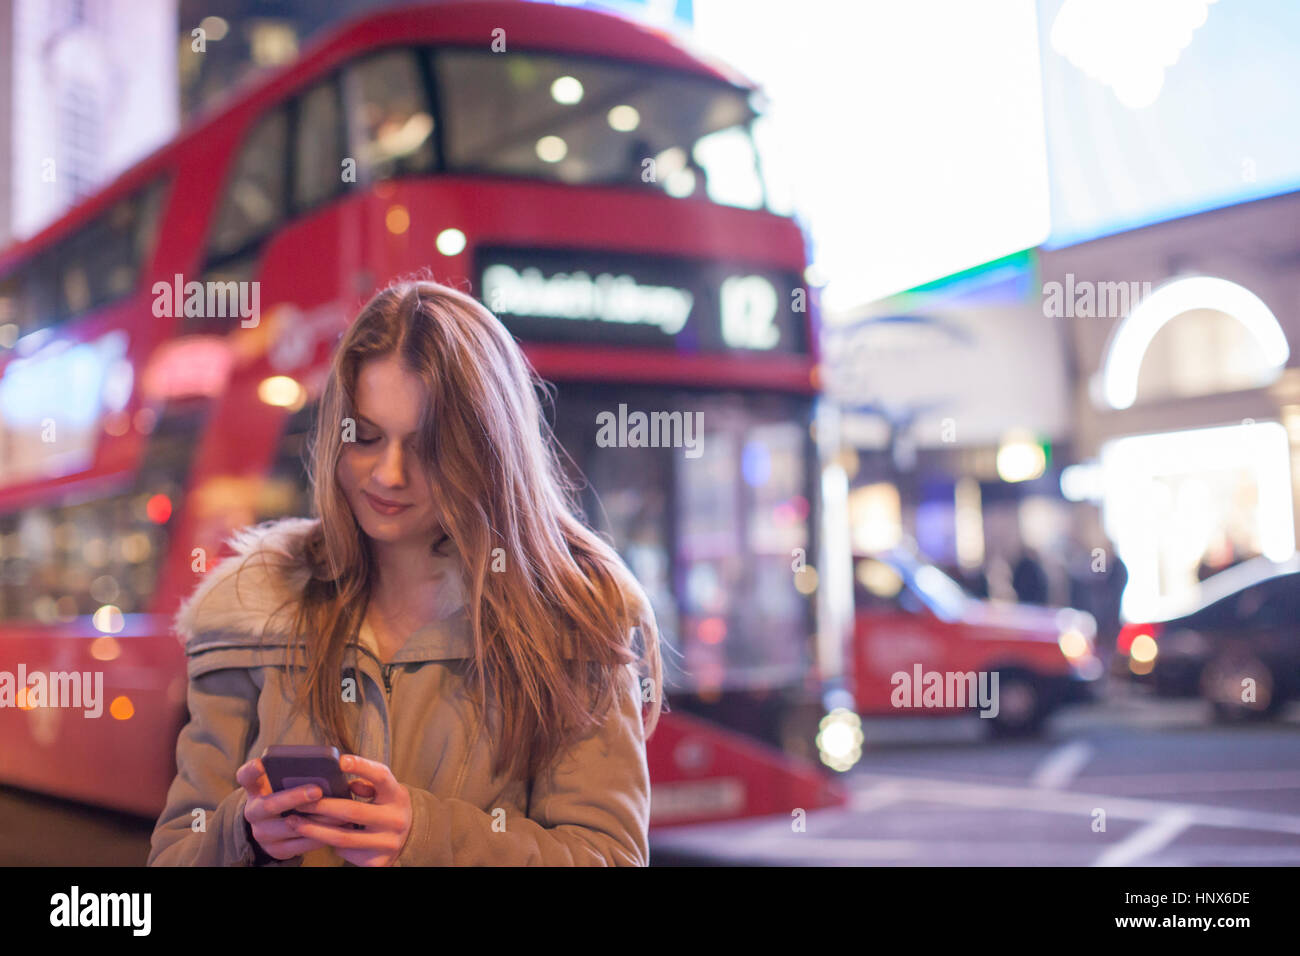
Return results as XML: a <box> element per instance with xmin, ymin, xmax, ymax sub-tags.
<box><xmin>260</xmin><ymin>745</ymin><xmax>353</xmax><ymax>810</ymax></box>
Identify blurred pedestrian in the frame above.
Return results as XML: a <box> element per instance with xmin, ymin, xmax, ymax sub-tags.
<box><xmin>1012</xmin><ymin>548</ymin><xmax>1049</xmax><ymax>604</ymax></box>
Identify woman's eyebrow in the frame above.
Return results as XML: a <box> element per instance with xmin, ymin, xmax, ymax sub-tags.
<box><xmin>355</xmin><ymin>414</ymin><xmax>418</xmax><ymax>438</ymax></box>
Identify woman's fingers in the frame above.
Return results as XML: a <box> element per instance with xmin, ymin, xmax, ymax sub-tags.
<box><xmin>340</xmin><ymin>754</ymin><xmax>400</xmax><ymax>801</ymax></box>
<box><xmin>248</xmin><ymin>815</ymin><xmax>329</xmax><ymax>860</ymax></box>
<box><xmin>297</xmin><ymin>796</ymin><xmax>388</xmax><ymax>828</ymax></box>
<box><xmin>235</xmin><ymin>758</ymin><xmax>271</xmax><ymax>797</ymax></box>
<box><xmin>348</xmin><ymin>778</ymin><xmax>376</xmax><ymax>799</ymax></box>
<box><xmin>290</xmin><ymin>816</ymin><xmax>395</xmax><ymax>850</ymax></box>
<box><xmin>250</xmin><ymin>816</ymin><xmax>306</xmax><ymax>844</ymax></box>
<box><xmin>247</xmin><ymin>784</ymin><xmax>321</xmax><ymax>822</ymax></box>
<box><xmin>267</xmin><ymin>837</ymin><xmax>329</xmax><ymax>858</ymax></box>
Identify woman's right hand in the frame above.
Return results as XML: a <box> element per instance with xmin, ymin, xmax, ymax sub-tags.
<box><xmin>236</xmin><ymin>758</ymin><xmax>331</xmax><ymax>861</ymax></box>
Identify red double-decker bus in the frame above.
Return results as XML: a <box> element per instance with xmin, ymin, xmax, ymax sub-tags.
<box><xmin>0</xmin><ymin>1</ymin><xmax>848</xmax><ymax>831</ymax></box>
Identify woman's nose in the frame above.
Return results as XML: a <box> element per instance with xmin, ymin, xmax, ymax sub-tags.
<box><xmin>373</xmin><ymin>442</ymin><xmax>406</xmax><ymax>487</ymax></box>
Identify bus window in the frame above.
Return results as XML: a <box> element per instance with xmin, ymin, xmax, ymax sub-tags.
<box><xmin>0</xmin><ymin>254</ymin><xmax>59</xmax><ymax>338</ymax></box>
<box><xmin>257</xmin><ymin>401</ymin><xmax>316</xmax><ymax>523</ymax></box>
<box><xmin>0</xmin><ymin>178</ymin><xmax>165</xmax><ymax>340</ymax></box>
<box><xmin>0</xmin><ymin>274</ymin><xmax>16</xmax><ymax>342</ymax></box>
<box><xmin>674</xmin><ymin>397</ymin><xmax>811</xmax><ymax>690</ymax></box>
<box><xmin>294</xmin><ymin>78</ymin><xmax>346</xmax><ymax>213</ymax></box>
<box><xmin>432</xmin><ymin>49</ymin><xmax>768</xmax><ymax>211</ymax></box>
<box><xmin>0</xmin><ymin>395</ymin><xmax>209</xmax><ymax>623</ymax></box>
<box><xmin>184</xmin><ymin>257</ymin><xmax>258</xmax><ymax>336</ymax></box>
<box><xmin>550</xmin><ymin>386</ymin><xmax>813</xmax><ymax>694</ymax></box>
<box><xmin>209</xmin><ymin>107</ymin><xmax>289</xmax><ymax>260</ymax></box>
<box><xmin>342</xmin><ymin>49</ymin><xmax>436</xmax><ymax>183</ymax></box>
<box><xmin>58</xmin><ymin>178</ymin><xmax>168</xmax><ymax>324</ymax></box>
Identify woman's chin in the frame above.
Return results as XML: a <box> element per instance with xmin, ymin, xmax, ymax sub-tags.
<box><xmin>357</xmin><ymin>515</ymin><xmax>411</xmax><ymax>541</ymax></box>
<box><xmin>357</xmin><ymin>514</ymin><xmax>441</xmax><ymax>547</ymax></box>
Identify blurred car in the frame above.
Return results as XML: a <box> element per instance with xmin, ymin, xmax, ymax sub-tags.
<box><xmin>1116</xmin><ymin>555</ymin><xmax>1300</xmax><ymax>722</ymax></box>
<box><xmin>853</xmin><ymin>550</ymin><xmax>1102</xmax><ymax>738</ymax></box>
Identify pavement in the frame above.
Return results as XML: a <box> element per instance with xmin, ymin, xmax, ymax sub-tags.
<box><xmin>649</xmin><ymin>690</ymin><xmax>1300</xmax><ymax>866</ymax></box>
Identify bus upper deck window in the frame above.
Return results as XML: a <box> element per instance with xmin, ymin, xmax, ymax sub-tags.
<box><xmin>210</xmin><ymin>108</ymin><xmax>289</xmax><ymax>259</ymax></box>
<box><xmin>0</xmin><ymin>275</ymin><xmax>18</xmax><ymax>343</ymax></box>
<box><xmin>751</xmin><ymin>114</ymin><xmax>795</xmax><ymax>217</ymax></box>
<box><xmin>342</xmin><ymin>49</ymin><xmax>435</xmax><ymax>183</ymax></box>
<box><xmin>294</xmin><ymin>79</ymin><xmax>345</xmax><ymax>211</ymax></box>
<box><xmin>692</xmin><ymin>126</ymin><xmax>763</xmax><ymax>210</ymax></box>
<box><xmin>433</xmin><ymin>49</ymin><xmax>776</xmax><ymax>213</ymax></box>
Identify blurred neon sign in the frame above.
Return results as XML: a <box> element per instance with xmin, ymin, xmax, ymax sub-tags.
<box><xmin>0</xmin><ymin>331</ymin><xmax>129</xmax><ymax>485</ymax></box>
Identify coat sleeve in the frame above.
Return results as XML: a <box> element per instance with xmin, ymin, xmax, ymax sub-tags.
<box><xmin>391</xmin><ymin>667</ymin><xmax>651</xmax><ymax>866</ymax></box>
<box><xmin>147</xmin><ymin>666</ymin><xmax>302</xmax><ymax>867</ymax></box>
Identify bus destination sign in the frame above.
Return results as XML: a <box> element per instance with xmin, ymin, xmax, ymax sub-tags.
<box><xmin>475</xmin><ymin>247</ymin><xmax>809</xmax><ymax>356</ymax></box>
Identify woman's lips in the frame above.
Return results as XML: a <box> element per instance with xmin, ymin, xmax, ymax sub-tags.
<box><xmin>362</xmin><ymin>490</ymin><xmax>412</xmax><ymax>515</ymax></box>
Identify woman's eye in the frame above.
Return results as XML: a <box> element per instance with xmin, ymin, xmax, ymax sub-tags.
<box><xmin>355</xmin><ymin>435</ymin><xmax>381</xmax><ymax>445</ymax></box>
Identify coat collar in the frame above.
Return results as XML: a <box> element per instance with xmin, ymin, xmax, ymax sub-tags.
<box><xmin>356</xmin><ymin>607</ymin><xmax>474</xmax><ymax>663</ymax></box>
<box><xmin>176</xmin><ymin>516</ymin><xmax>474</xmax><ymax>663</ymax></box>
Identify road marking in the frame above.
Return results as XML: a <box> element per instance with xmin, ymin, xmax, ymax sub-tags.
<box><xmin>849</xmin><ymin>780</ymin><xmax>905</xmax><ymax>812</ymax></box>
<box><xmin>1054</xmin><ymin>769</ymin><xmax>1300</xmax><ymax>795</ymax></box>
<box><xmin>850</xmin><ymin>772</ymin><xmax>1300</xmax><ymax>835</ymax></box>
<box><xmin>1094</xmin><ymin>809</ymin><xmax>1195</xmax><ymax>867</ymax></box>
<box><xmin>1031</xmin><ymin>740</ymin><xmax>1093</xmax><ymax>789</ymax></box>
<box><xmin>653</xmin><ymin>771</ymin><xmax>1300</xmax><ymax>866</ymax></box>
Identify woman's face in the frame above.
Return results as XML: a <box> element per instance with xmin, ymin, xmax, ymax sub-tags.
<box><xmin>336</xmin><ymin>354</ymin><xmax>442</xmax><ymax>547</ymax></box>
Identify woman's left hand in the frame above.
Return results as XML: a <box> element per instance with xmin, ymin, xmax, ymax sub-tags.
<box><xmin>289</xmin><ymin>754</ymin><xmax>413</xmax><ymax>867</ymax></box>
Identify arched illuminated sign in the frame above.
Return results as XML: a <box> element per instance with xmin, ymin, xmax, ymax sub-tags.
<box><xmin>1099</xmin><ymin>276</ymin><xmax>1289</xmax><ymax>410</ymax></box>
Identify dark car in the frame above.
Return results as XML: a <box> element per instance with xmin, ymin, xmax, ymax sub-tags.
<box><xmin>1116</xmin><ymin>556</ymin><xmax>1300</xmax><ymax>721</ymax></box>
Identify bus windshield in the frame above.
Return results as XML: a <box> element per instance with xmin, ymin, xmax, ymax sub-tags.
<box><xmin>433</xmin><ymin>48</ymin><xmax>771</xmax><ymax>211</ymax></box>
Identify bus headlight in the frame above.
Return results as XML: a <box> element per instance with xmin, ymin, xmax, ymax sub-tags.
<box><xmin>816</xmin><ymin>708</ymin><xmax>863</xmax><ymax>772</ymax></box>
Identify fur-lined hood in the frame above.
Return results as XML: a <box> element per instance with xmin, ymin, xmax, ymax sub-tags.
<box><xmin>172</xmin><ymin>516</ymin><xmax>475</xmax><ymax>669</ymax></box>
<box><xmin>172</xmin><ymin>517</ymin><xmax>321</xmax><ymax>648</ymax></box>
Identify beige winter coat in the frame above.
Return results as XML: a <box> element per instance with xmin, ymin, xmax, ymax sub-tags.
<box><xmin>147</xmin><ymin>517</ymin><xmax>651</xmax><ymax>866</ymax></box>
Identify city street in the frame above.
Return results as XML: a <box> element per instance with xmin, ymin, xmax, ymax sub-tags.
<box><xmin>0</xmin><ymin>1</ymin><xmax>1296</xmax><ymax>929</ymax></box>
<box><xmin>3</xmin><ymin>686</ymin><xmax>1297</xmax><ymax>867</ymax></box>
<box><xmin>650</xmin><ymin>688</ymin><xmax>1300</xmax><ymax>866</ymax></box>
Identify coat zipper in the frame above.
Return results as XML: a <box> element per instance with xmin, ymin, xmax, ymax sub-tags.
<box><xmin>352</xmin><ymin>642</ymin><xmax>396</xmax><ymax>699</ymax></box>
<box><xmin>348</xmin><ymin>642</ymin><xmax>396</xmax><ymax>766</ymax></box>
<box><xmin>352</xmin><ymin>641</ymin><xmax>474</xmax><ymax>798</ymax></box>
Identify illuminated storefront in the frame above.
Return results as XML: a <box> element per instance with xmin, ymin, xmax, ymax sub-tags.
<box><xmin>1044</xmin><ymin>191</ymin><xmax>1300</xmax><ymax>623</ymax></box>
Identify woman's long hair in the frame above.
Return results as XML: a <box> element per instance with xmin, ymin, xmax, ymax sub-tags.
<box><xmin>279</xmin><ymin>278</ymin><xmax>664</xmax><ymax>782</ymax></box>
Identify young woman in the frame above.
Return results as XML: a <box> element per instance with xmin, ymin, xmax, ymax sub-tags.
<box><xmin>148</xmin><ymin>279</ymin><xmax>663</xmax><ymax>866</ymax></box>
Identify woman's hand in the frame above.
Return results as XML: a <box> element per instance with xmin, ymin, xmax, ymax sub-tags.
<box><xmin>287</xmin><ymin>754</ymin><xmax>413</xmax><ymax>867</ymax></box>
<box><xmin>236</xmin><ymin>758</ymin><xmax>330</xmax><ymax>861</ymax></box>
